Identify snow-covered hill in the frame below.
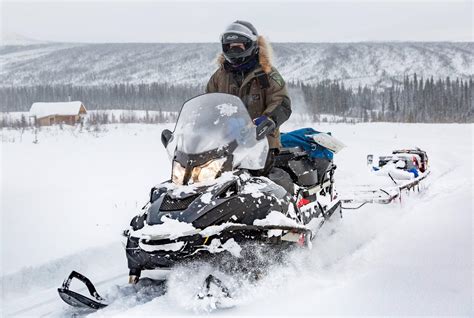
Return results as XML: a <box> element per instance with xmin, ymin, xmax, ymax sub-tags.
<box><xmin>1</xmin><ymin>121</ymin><xmax>472</xmax><ymax>316</ymax></box>
<box><xmin>0</xmin><ymin>42</ymin><xmax>472</xmax><ymax>87</ymax></box>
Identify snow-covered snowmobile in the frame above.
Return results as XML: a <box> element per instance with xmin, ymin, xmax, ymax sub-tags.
<box><xmin>341</xmin><ymin>148</ymin><xmax>430</xmax><ymax>208</ymax></box>
<box><xmin>369</xmin><ymin>148</ymin><xmax>429</xmax><ymax>180</ymax></box>
<box><xmin>58</xmin><ymin>93</ymin><xmax>342</xmax><ymax>310</ymax></box>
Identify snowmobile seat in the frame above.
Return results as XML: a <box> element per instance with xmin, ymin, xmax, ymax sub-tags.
<box><xmin>275</xmin><ymin>148</ymin><xmax>332</xmax><ymax>187</ymax></box>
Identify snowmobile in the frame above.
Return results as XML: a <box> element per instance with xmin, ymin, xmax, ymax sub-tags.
<box><xmin>58</xmin><ymin>93</ymin><xmax>343</xmax><ymax>310</ymax></box>
<box><xmin>369</xmin><ymin>148</ymin><xmax>429</xmax><ymax>180</ymax></box>
<box><xmin>341</xmin><ymin>148</ymin><xmax>430</xmax><ymax>208</ymax></box>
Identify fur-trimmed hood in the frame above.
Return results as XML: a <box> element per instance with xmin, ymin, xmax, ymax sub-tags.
<box><xmin>217</xmin><ymin>36</ymin><xmax>273</xmax><ymax>74</ymax></box>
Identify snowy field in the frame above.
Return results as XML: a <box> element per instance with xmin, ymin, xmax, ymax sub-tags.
<box><xmin>1</xmin><ymin>121</ymin><xmax>472</xmax><ymax>316</ymax></box>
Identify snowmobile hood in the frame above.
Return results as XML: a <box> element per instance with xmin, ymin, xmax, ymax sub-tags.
<box><xmin>129</xmin><ymin>172</ymin><xmax>290</xmax><ymax>240</ymax></box>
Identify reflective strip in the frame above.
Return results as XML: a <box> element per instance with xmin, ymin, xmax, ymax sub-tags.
<box><xmin>220</xmin><ymin>30</ymin><xmax>257</xmax><ymax>42</ymax></box>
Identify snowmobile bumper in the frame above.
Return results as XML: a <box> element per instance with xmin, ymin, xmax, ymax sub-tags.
<box><xmin>126</xmin><ymin>224</ymin><xmax>313</xmax><ymax>270</ymax></box>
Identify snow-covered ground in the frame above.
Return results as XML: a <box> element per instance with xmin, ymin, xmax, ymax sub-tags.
<box><xmin>1</xmin><ymin>121</ymin><xmax>472</xmax><ymax>316</ymax></box>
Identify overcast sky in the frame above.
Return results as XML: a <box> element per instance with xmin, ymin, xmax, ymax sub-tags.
<box><xmin>1</xmin><ymin>0</ymin><xmax>472</xmax><ymax>43</ymax></box>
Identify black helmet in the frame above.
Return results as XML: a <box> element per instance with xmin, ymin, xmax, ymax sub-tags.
<box><xmin>221</xmin><ymin>20</ymin><xmax>259</xmax><ymax>65</ymax></box>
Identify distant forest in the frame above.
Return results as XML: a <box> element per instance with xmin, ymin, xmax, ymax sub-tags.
<box><xmin>0</xmin><ymin>83</ymin><xmax>201</xmax><ymax>113</ymax></box>
<box><xmin>1</xmin><ymin>75</ymin><xmax>472</xmax><ymax>123</ymax></box>
<box><xmin>300</xmin><ymin>75</ymin><xmax>473</xmax><ymax>123</ymax></box>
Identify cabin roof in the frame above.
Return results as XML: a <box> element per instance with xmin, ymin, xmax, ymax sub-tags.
<box><xmin>29</xmin><ymin>101</ymin><xmax>86</xmax><ymax>118</ymax></box>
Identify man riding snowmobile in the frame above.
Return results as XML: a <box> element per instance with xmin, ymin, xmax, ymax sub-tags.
<box><xmin>206</xmin><ymin>20</ymin><xmax>293</xmax><ymax>192</ymax></box>
<box><xmin>57</xmin><ymin>92</ymin><xmax>343</xmax><ymax>310</ymax></box>
<box><xmin>56</xmin><ymin>22</ymin><xmax>344</xmax><ymax>311</ymax></box>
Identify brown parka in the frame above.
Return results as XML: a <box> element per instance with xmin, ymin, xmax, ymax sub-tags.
<box><xmin>205</xmin><ymin>36</ymin><xmax>291</xmax><ymax>149</ymax></box>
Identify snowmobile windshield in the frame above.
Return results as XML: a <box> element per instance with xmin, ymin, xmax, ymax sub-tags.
<box><xmin>167</xmin><ymin>93</ymin><xmax>269</xmax><ymax>170</ymax></box>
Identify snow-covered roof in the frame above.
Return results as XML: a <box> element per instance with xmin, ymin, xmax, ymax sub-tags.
<box><xmin>29</xmin><ymin>101</ymin><xmax>86</xmax><ymax>118</ymax></box>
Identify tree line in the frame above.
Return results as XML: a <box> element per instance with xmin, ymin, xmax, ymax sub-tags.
<box><xmin>0</xmin><ymin>83</ymin><xmax>201</xmax><ymax>113</ymax></box>
<box><xmin>299</xmin><ymin>75</ymin><xmax>473</xmax><ymax>123</ymax></box>
<box><xmin>1</xmin><ymin>75</ymin><xmax>472</xmax><ymax>123</ymax></box>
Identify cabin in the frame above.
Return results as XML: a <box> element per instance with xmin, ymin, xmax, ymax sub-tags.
<box><xmin>29</xmin><ymin>101</ymin><xmax>87</xmax><ymax>126</ymax></box>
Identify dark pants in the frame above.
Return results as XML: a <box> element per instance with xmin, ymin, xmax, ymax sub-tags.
<box><xmin>250</xmin><ymin>149</ymin><xmax>294</xmax><ymax>194</ymax></box>
<box><xmin>250</xmin><ymin>149</ymin><xmax>278</xmax><ymax>177</ymax></box>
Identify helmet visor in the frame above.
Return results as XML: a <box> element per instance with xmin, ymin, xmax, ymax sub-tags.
<box><xmin>221</xmin><ymin>32</ymin><xmax>253</xmax><ymax>45</ymax></box>
<box><xmin>221</xmin><ymin>32</ymin><xmax>255</xmax><ymax>61</ymax></box>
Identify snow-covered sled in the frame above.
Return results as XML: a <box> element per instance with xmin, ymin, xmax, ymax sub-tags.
<box><xmin>341</xmin><ymin>148</ymin><xmax>430</xmax><ymax>208</ymax></box>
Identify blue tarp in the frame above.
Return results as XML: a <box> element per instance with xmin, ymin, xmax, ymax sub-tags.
<box><xmin>280</xmin><ymin>128</ymin><xmax>334</xmax><ymax>160</ymax></box>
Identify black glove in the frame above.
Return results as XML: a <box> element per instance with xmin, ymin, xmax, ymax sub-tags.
<box><xmin>254</xmin><ymin>116</ymin><xmax>276</xmax><ymax>140</ymax></box>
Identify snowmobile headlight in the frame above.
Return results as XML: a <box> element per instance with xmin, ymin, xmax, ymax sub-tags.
<box><xmin>192</xmin><ymin>158</ymin><xmax>227</xmax><ymax>183</ymax></box>
<box><xmin>172</xmin><ymin>161</ymin><xmax>186</xmax><ymax>184</ymax></box>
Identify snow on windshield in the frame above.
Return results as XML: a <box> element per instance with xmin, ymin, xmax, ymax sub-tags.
<box><xmin>216</xmin><ymin>103</ymin><xmax>238</xmax><ymax>117</ymax></box>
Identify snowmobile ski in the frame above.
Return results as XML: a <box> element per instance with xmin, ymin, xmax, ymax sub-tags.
<box><xmin>198</xmin><ymin>274</ymin><xmax>231</xmax><ymax>300</ymax></box>
<box><xmin>196</xmin><ymin>275</ymin><xmax>233</xmax><ymax>310</ymax></box>
<box><xmin>58</xmin><ymin>271</ymin><xmax>169</xmax><ymax>311</ymax></box>
<box><xmin>57</xmin><ymin>271</ymin><xmax>108</xmax><ymax>310</ymax></box>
